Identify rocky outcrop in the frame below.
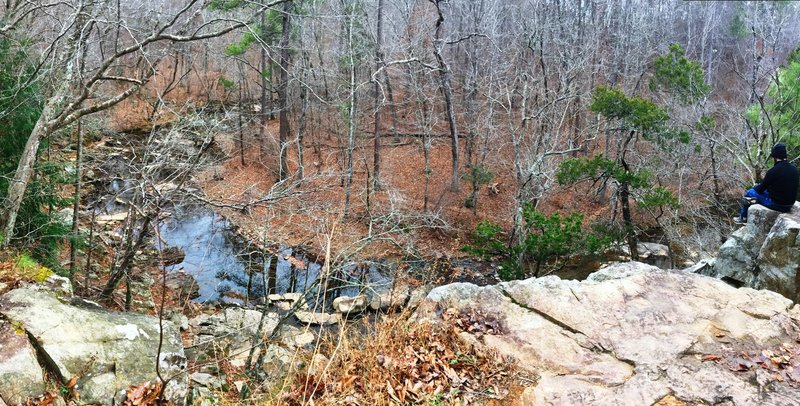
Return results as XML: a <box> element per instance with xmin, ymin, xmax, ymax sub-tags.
<box><xmin>708</xmin><ymin>203</ymin><xmax>800</xmax><ymax>301</ymax></box>
<box><xmin>414</xmin><ymin>262</ymin><xmax>800</xmax><ymax>405</ymax></box>
<box><xmin>0</xmin><ymin>278</ymin><xmax>188</xmax><ymax>405</ymax></box>
<box><xmin>188</xmin><ymin>308</ymin><xmax>280</xmax><ymax>369</ymax></box>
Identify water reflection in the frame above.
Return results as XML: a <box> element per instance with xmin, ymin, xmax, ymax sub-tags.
<box><xmin>158</xmin><ymin>206</ymin><xmax>391</xmax><ymax>306</ymax></box>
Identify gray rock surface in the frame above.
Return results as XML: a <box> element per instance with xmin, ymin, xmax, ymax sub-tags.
<box><xmin>188</xmin><ymin>308</ymin><xmax>280</xmax><ymax>368</ymax></box>
<box><xmin>708</xmin><ymin>203</ymin><xmax>800</xmax><ymax>301</ymax></box>
<box><xmin>0</xmin><ymin>285</ymin><xmax>188</xmax><ymax>405</ymax></box>
<box><xmin>295</xmin><ymin>311</ymin><xmax>340</xmax><ymax>325</ymax></box>
<box><xmin>0</xmin><ymin>318</ymin><xmax>45</xmax><ymax>404</ymax></box>
<box><xmin>415</xmin><ymin>262</ymin><xmax>800</xmax><ymax>405</ymax></box>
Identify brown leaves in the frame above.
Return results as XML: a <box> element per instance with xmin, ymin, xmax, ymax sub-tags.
<box><xmin>374</xmin><ymin>319</ymin><xmax>511</xmax><ymax>404</ymax></box>
<box><xmin>702</xmin><ymin>342</ymin><xmax>800</xmax><ymax>385</ymax></box>
<box><xmin>283</xmin><ymin>373</ymin><xmax>328</xmax><ymax>406</ymax></box>
<box><xmin>122</xmin><ymin>381</ymin><xmax>162</xmax><ymax>406</ymax></box>
<box><xmin>25</xmin><ymin>376</ymin><xmax>80</xmax><ymax>405</ymax></box>
<box><xmin>24</xmin><ymin>392</ymin><xmax>58</xmax><ymax>406</ymax></box>
<box><xmin>443</xmin><ymin>307</ymin><xmax>504</xmax><ymax>337</ymax></box>
<box><xmin>278</xmin><ymin>309</ymin><xmax>516</xmax><ymax>405</ymax></box>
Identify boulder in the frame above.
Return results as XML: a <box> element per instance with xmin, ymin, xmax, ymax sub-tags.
<box><xmin>0</xmin><ymin>286</ymin><xmax>188</xmax><ymax>405</ymax></box>
<box><xmin>332</xmin><ymin>294</ymin><xmax>367</xmax><ymax>314</ymax></box>
<box><xmin>190</xmin><ymin>372</ymin><xmax>225</xmax><ymax>390</ymax></box>
<box><xmin>620</xmin><ymin>242</ymin><xmax>672</xmax><ymax>269</ymax></box>
<box><xmin>707</xmin><ymin>203</ymin><xmax>800</xmax><ymax>301</ymax></box>
<box><xmin>414</xmin><ymin>262</ymin><xmax>800</xmax><ymax>405</ymax></box>
<box><xmin>261</xmin><ymin>345</ymin><xmax>296</xmax><ymax>381</ymax></box>
<box><xmin>161</xmin><ymin>247</ymin><xmax>186</xmax><ymax>267</ymax></box>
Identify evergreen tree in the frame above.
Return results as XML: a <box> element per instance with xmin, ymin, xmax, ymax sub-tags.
<box><xmin>0</xmin><ymin>39</ymin><xmax>71</xmax><ymax>267</ymax></box>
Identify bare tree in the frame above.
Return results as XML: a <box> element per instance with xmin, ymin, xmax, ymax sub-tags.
<box><xmin>0</xmin><ymin>0</ymin><xmax>289</xmax><ymax>247</ymax></box>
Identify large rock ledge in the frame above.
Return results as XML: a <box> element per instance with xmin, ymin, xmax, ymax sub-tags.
<box><xmin>0</xmin><ymin>277</ymin><xmax>188</xmax><ymax>405</ymax></box>
<box><xmin>414</xmin><ymin>262</ymin><xmax>800</xmax><ymax>405</ymax></box>
<box><xmin>707</xmin><ymin>203</ymin><xmax>800</xmax><ymax>301</ymax></box>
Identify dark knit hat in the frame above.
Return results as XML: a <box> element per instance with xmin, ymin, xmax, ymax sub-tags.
<box><xmin>771</xmin><ymin>143</ymin><xmax>788</xmax><ymax>159</ymax></box>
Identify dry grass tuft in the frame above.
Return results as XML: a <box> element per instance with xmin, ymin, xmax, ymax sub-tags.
<box><xmin>269</xmin><ymin>308</ymin><xmax>520</xmax><ymax>406</ymax></box>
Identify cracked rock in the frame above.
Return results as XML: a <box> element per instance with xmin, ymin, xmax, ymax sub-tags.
<box><xmin>415</xmin><ymin>262</ymin><xmax>800</xmax><ymax>405</ymax></box>
<box><xmin>0</xmin><ymin>318</ymin><xmax>45</xmax><ymax>404</ymax></box>
<box><xmin>708</xmin><ymin>203</ymin><xmax>800</xmax><ymax>301</ymax></box>
<box><xmin>0</xmin><ymin>286</ymin><xmax>188</xmax><ymax>405</ymax></box>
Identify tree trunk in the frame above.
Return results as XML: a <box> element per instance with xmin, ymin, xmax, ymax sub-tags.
<box><xmin>297</xmin><ymin>56</ymin><xmax>309</xmax><ymax>180</ymax></box>
<box><xmin>1</xmin><ymin>111</ymin><xmax>50</xmax><ymax>247</ymax></box>
<box><xmin>372</xmin><ymin>0</ymin><xmax>386</xmax><ymax>191</ymax></box>
<box><xmin>619</xmin><ymin>180</ymin><xmax>638</xmax><ymax>261</ymax></box>
<box><xmin>259</xmin><ymin>6</ymin><xmax>268</xmax><ymax>159</ymax></box>
<box><xmin>343</xmin><ymin>8</ymin><xmax>357</xmax><ymax>218</ymax></box>
<box><xmin>384</xmin><ymin>71</ymin><xmax>400</xmax><ymax>143</ymax></box>
<box><xmin>69</xmin><ymin>119</ymin><xmax>83</xmax><ymax>278</ymax></box>
<box><xmin>278</xmin><ymin>1</ymin><xmax>292</xmax><ymax>180</ymax></box>
<box><xmin>101</xmin><ymin>214</ymin><xmax>153</xmax><ymax>300</ymax></box>
<box><xmin>431</xmin><ymin>1</ymin><xmax>460</xmax><ymax>191</ymax></box>
<box><xmin>238</xmin><ymin>83</ymin><xmax>246</xmax><ymax>166</ymax></box>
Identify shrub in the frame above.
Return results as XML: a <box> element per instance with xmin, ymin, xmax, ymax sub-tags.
<box><xmin>464</xmin><ymin>204</ymin><xmax>618</xmax><ymax>280</ymax></box>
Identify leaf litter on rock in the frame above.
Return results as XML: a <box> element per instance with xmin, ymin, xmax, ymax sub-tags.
<box><xmin>702</xmin><ymin>342</ymin><xmax>800</xmax><ymax>385</ymax></box>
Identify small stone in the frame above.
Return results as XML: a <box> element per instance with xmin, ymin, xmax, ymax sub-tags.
<box><xmin>171</xmin><ymin>313</ymin><xmax>190</xmax><ymax>331</ymax></box>
<box><xmin>268</xmin><ymin>292</ymin><xmax>306</xmax><ymax>311</ymax></box>
<box><xmin>333</xmin><ymin>295</ymin><xmax>367</xmax><ymax>314</ymax></box>
<box><xmin>96</xmin><ymin>212</ymin><xmax>128</xmax><ymax>224</ymax></box>
<box><xmin>191</xmin><ymin>372</ymin><xmax>224</xmax><ymax>390</ymax></box>
<box><xmin>191</xmin><ymin>387</ymin><xmax>219</xmax><ymax>406</ymax></box>
<box><xmin>369</xmin><ymin>285</ymin><xmax>410</xmax><ymax>311</ymax></box>
<box><xmin>295</xmin><ymin>311</ymin><xmax>340</xmax><ymax>326</ymax></box>
<box><xmin>279</xmin><ymin>326</ymin><xmax>316</xmax><ymax>351</ymax></box>
<box><xmin>233</xmin><ymin>380</ymin><xmax>247</xmax><ymax>394</ymax></box>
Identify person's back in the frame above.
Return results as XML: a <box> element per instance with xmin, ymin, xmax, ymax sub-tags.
<box><xmin>736</xmin><ymin>143</ymin><xmax>799</xmax><ymax>223</ymax></box>
<box><xmin>754</xmin><ymin>145</ymin><xmax>799</xmax><ymax>212</ymax></box>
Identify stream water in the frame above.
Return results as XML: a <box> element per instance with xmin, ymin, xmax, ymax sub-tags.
<box><xmin>157</xmin><ymin>205</ymin><xmax>393</xmax><ymax>306</ymax></box>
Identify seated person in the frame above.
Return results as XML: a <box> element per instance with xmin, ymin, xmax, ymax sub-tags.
<box><xmin>736</xmin><ymin>143</ymin><xmax>799</xmax><ymax>224</ymax></box>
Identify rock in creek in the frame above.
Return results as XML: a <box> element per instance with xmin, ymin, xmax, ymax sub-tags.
<box><xmin>706</xmin><ymin>203</ymin><xmax>800</xmax><ymax>301</ymax></box>
<box><xmin>0</xmin><ymin>280</ymin><xmax>188</xmax><ymax>405</ymax></box>
<box><xmin>369</xmin><ymin>284</ymin><xmax>411</xmax><ymax>311</ymax></box>
<box><xmin>332</xmin><ymin>294</ymin><xmax>367</xmax><ymax>314</ymax></box>
<box><xmin>165</xmin><ymin>271</ymin><xmax>201</xmax><ymax>302</ymax></box>
<box><xmin>414</xmin><ymin>261</ymin><xmax>800</xmax><ymax>405</ymax></box>
<box><xmin>268</xmin><ymin>292</ymin><xmax>307</xmax><ymax>311</ymax></box>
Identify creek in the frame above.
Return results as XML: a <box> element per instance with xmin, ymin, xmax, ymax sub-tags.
<box><xmin>157</xmin><ymin>205</ymin><xmax>393</xmax><ymax>307</ymax></box>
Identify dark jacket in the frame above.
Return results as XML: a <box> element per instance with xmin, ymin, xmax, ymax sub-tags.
<box><xmin>755</xmin><ymin>160</ymin><xmax>799</xmax><ymax>211</ymax></box>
